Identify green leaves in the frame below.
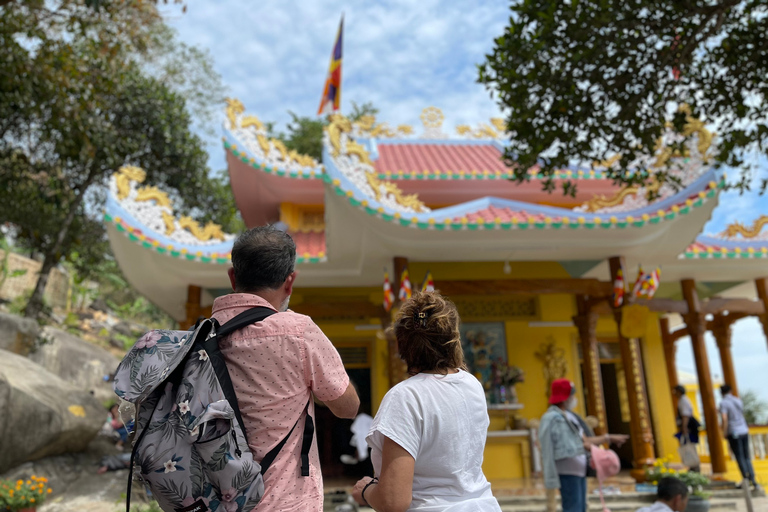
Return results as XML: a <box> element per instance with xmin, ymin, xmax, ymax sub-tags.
<box><xmin>478</xmin><ymin>0</ymin><xmax>768</xmax><ymax>195</ymax></box>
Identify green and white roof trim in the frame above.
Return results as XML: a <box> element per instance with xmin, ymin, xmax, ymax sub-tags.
<box><xmin>323</xmin><ymin>148</ymin><xmax>724</xmax><ymax>231</ymax></box>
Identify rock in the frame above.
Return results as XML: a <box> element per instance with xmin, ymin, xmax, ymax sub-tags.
<box><xmin>0</xmin><ymin>350</ymin><xmax>104</xmax><ymax>473</ymax></box>
<box><xmin>88</xmin><ymin>299</ymin><xmax>109</xmax><ymax>313</ymax></box>
<box><xmin>29</xmin><ymin>327</ymin><xmax>121</xmax><ymax>404</ymax></box>
<box><xmin>0</xmin><ymin>311</ymin><xmax>40</xmax><ymax>356</ymax></box>
<box><xmin>112</xmin><ymin>320</ymin><xmax>133</xmax><ymax>337</ymax></box>
<box><xmin>109</xmin><ymin>336</ymin><xmax>127</xmax><ymax>350</ymax></box>
<box><xmin>77</xmin><ymin>310</ymin><xmax>94</xmax><ymax>321</ymax></box>
<box><xmin>0</xmin><ymin>436</ymin><xmax>152</xmax><ymax>512</ymax></box>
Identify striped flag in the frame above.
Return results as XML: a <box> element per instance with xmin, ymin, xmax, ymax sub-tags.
<box><xmin>631</xmin><ymin>266</ymin><xmax>645</xmax><ymax>298</ymax></box>
<box><xmin>383</xmin><ymin>271</ymin><xmax>395</xmax><ymax>312</ymax></box>
<box><xmin>398</xmin><ymin>268</ymin><xmax>412</xmax><ymax>301</ymax></box>
<box><xmin>612</xmin><ymin>269</ymin><xmax>625</xmax><ymax>308</ymax></box>
<box><xmin>317</xmin><ymin>16</ymin><xmax>343</xmax><ymax>115</ymax></box>
<box><xmin>645</xmin><ymin>267</ymin><xmax>662</xmax><ymax>299</ymax></box>
<box><xmin>421</xmin><ymin>271</ymin><xmax>435</xmax><ymax>292</ymax></box>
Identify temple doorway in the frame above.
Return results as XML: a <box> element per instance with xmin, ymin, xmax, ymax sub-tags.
<box><xmin>316</xmin><ymin>343</ymin><xmax>374</xmax><ymax>479</ymax></box>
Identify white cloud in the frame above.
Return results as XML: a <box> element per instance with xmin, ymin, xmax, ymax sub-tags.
<box><xmin>163</xmin><ymin>0</ymin><xmax>509</xmax><ymax>169</ymax></box>
<box><xmin>163</xmin><ymin>1</ymin><xmax>768</xmax><ymax>235</ymax></box>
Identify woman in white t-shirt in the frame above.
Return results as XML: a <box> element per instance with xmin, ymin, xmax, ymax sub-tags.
<box><xmin>351</xmin><ymin>291</ymin><xmax>501</xmax><ymax>512</ymax></box>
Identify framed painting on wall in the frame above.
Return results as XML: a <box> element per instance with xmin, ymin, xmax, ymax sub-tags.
<box><xmin>460</xmin><ymin>322</ymin><xmax>508</xmax><ymax>386</ymax></box>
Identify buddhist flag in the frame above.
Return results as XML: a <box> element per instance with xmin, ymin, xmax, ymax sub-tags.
<box><xmin>421</xmin><ymin>271</ymin><xmax>435</xmax><ymax>293</ymax></box>
<box><xmin>317</xmin><ymin>16</ymin><xmax>343</xmax><ymax>115</ymax></box>
<box><xmin>631</xmin><ymin>266</ymin><xmax>646</xmax><ymax>298</ymax></box>
<box><xmin>645</xmin><ymin>267</ymin><xmax>662</xmax><ymax>299</ymax></box>
<box><xmin>398</xmin><ymin>268</ymin><xmax>412</xmax><ymax>301</ymax></box>
<box><xmin>383</xmin><ymin>271</ymin><xmax>395</xmax><ymax>312</ymax></box>
<box><xmin>612</xmin><ymin>269</ymin><xmax>625</xmax><ymax>308</ymax></box>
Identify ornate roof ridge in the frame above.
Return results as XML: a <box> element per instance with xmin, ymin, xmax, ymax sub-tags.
<box><xmin>324</xmin><ymin>152</ymin><xmax>722</xmax><ymax>230</ymax></box>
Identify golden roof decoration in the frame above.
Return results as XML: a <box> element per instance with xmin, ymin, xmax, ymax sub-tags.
<box><xmin>111</xmin><ymin>166</ymin><xmax>230</xmax><ymax>243</ymax></box>
<box><xmin>577</xmin><ymin>104</ymin><xmax>715</xmax><ymax>213</ymax></box>
<box><xmin>420</xmin><ymin>106</ymin><xmax>445</xmax><ymax>129</ymax></box>
<box><xmin>653</xmin><ymin>104</ymin><xmax>714</xmax><ymax>168</ymax></box>
<box><xmin>225</xmin><ymin>97</ymin><xmax>320</xmax><ymax>171</ymax></box>
<box><xmin>353</xmin><ymin>115</ymin><xmax>412</xmax><ymax>138</ymax></box>
<box><xmin>721</xmin><ymin>215</ymin><xmax>768</xmax><ymax>239</ymax></box>
<box><xmin>456</xmin><ymin>118</ymin><xmax>507</xmax><ymax>139</ymax></box>
<box><xmin>326</xmin><ymin>114</ymin><xmax>427</xmax><ymax>213</ymax></box>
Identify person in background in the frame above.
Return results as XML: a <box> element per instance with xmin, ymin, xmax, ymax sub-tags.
<box><xmin>672</xmin><ymin>385</ymin><xmax>700</xmax><ymax>472</ymax></box>
<box><xmin>351</xmin><ymin>291</ymin><xmax>501</xmax><ymax>511</ymax></box>
<box><xmin>108</xmin><ymin>403</ymin><xmax>128</xmax><ymax>450</ymax></box>
<box><xmin>539</xmin><ymin>379</ymin><xmax>629</xmax><ymax>512</ymax></box>
<box><xmin>635</xmin><ymin>476</ymin><xmax>689</xmax><ymax>512</ymax></box>
<box><xmin>720</xmin><ymin>384</ymin><xmax>758</xmax><ymax>489</ymax></box>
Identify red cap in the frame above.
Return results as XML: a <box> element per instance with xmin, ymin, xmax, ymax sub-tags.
<box><xmin>549</xmin><ymin>378</ymin><xmax>574</xmax><ymax>405</ymax></box>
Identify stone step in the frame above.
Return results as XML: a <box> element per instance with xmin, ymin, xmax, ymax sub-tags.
<box><xmin>498</xmin><ymin>500</ymin><xmax>738</xmax><ymax>512</ymax></box>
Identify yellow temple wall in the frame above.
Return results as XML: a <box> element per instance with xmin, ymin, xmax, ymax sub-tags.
<box><xmin>311</xmin><ymin>262</ymin><xmax>682</xmax><ymax>481</ymax></box>
<box><xmin>639</xmin><ymin>313</ymin><xmax>677</xmax><ymax>463</ymax></box>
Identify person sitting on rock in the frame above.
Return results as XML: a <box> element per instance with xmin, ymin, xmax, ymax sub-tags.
<box><xmin>108</xmin><ymin>404</ymin><xmax>128</xmax><ymax>450</ymax></box>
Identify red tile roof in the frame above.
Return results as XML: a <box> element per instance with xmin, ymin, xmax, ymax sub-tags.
<box><xmin>458</xmin><ymin>206</ymin><xmax>549</xmax><ymax>224</ymax></box>
<box><xmin>291</xmin><ymin>230</ymin><xmax>326</xmax><ymax>258</ymax></box>
<box><xmin>374</xmin><ymin>144</ymin><xmax>509</xmax><ymax>175</ymax></box>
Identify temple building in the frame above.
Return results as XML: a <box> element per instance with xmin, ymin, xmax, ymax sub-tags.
<box><xmin>104</xmin><ymin>100</ymin><xmax>768</xmax><ymax>482</ymax></box>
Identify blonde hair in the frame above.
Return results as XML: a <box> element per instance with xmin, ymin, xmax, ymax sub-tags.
<box><xmin>393</xmin><ymin>291</ymin><xmax>466</xmax><ymax>375</ymax></box>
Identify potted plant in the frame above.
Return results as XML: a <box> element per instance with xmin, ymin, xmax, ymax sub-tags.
<box><xmin>0</xmin><ymin>475</ymin><xmax>52</xmax><ymax>512</ymax></box>
<box><xmin>676</xmin><ymin>470</ymin><xmax>711</xmax><ymax>512</ymax></box>
<box><xmin>645</xmin><ymin>458</ymin><xmax>711</xmax><ymax>512</ymax></box>
<box><xmin>490</xmin><ymin>358</ymin><xmax>525</xmax><ymax>403</ymax></box>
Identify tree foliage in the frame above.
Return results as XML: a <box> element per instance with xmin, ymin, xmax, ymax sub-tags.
<box><xmin>277</xmin><ymin>101</ymin><xmax>379</xmax><ymax>161</ymax></box>
<box><xmin>479</xmin><ymin>0</ymin><xmax>768</xmax><ymax>196</ymax></box>
<box><xmin>741</xmin><ymin>390</ymin><xmax>768</xmax><ymax>425</ymax></box>
<box><xmin>0</xmin><ymin>0</ymin><xmax>224</xmax><ymax>317</ymax></box>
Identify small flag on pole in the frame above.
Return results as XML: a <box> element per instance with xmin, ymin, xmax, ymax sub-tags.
<box><xmin>645</xmin><ymin>267</ymin><xmax>662</xmax><ymax>299</ymax></box>
<box><xmin>631</xmin><ymin>265</ymin><xmax>646</xmax><ymax>298</ymax></box>
<box><xmin>612</xmin><ymin>269</ymin><xmax>625</xmax><ymax>308</ymax></box>
<box><xmin>383</xmin><ymin>271</ymin><xmax>395</xmax><ymax>312</ymax></box>
<box><xmin>421</xmin><ymin>271</ymin><xmax>435</xmax><ymax>293</ymax></box>
<box><xmin>398</xmin><ymin>268</ymin><xmax>412</xmax><ymax>301</ymax></box>
<box><xmin>317</xmin><ymin>16</ymin><xmax>343</xmax><ymax>115</ymax></box>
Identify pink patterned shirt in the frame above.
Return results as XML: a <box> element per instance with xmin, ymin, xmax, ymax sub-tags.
<box><xmin>213</xmin><ymin>293</ymin><xmax>349</xmax><ymax>512</ymax></box>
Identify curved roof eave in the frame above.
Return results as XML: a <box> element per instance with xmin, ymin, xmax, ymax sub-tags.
<box><xmin>323</xmin><ymin>151</ymin><xmax>723</xmax><ymax>231</ymax></box>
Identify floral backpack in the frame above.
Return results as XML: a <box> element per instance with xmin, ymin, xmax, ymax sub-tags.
<box><xmin>113</xmin><ymin>307</ymin><xmax>314</xmax><ymax>512</ymax></box>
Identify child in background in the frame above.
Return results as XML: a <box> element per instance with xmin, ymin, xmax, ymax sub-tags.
<box><xmin>109</xmin><ymin>403</ymin><xmax>128</xmax><ymax>450</ymax></box>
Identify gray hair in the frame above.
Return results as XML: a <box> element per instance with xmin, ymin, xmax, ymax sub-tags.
<box><xmin>231</xmin><ymin>226</ymin><xmax>296</xmax><ymax>292</ymax></box>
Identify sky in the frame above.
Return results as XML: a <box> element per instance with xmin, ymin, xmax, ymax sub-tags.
<box><xmin>163</xmin><ymin>2</ymin><xmax>768</xmax><ymax>410</ymax></box>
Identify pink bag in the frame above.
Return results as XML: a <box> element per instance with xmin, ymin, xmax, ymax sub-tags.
<box><xmin>590</xmin><ymin>445</ymin><xmax>621</xmax><ymax>512</ymax></box>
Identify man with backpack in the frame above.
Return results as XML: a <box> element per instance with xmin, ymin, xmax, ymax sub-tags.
<box><xmin>214</xmin><ymin>226</ymin><xmax>360</xmax><ymax>510</ymax></box>
<box><xmin>114</xmin><ymin>226</ymin><xmax>359</xmax><ymax>512</ymax></box>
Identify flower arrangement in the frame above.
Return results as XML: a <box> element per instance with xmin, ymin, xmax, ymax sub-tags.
<box><xmin>0</xmin><ymin>475</ymin><xmax>52</xmax><ymax>511</ymax></box>
<box><xmin>645</xmin><ymin>457</ymin><xmax>711</xmax><ymax>498</ymax></box>
<box><xmin>491</xmin><ymin>358</ymin><xmax>525</xmax><ymax>387</ymax></box>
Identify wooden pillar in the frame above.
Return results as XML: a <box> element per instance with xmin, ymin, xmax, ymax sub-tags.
<box><xmin>756</xmin><ymin>278</ymin><xmax>768</xmax><ymax>345</ymax></box>
<box><xmin>711</xmin><ymin>315</ymin><xmax>739</xmax><ymax>397</ymax></box>
<box><xmin>681</xmin><ymin>279</ymin><xmax>727</xmax><ymax>474</ymax></box>
<box><xmin>385</xmin><ymin>256</ymin><xmax>409</xmax><ymax>388</ymax></box>
<box><xmin>608</xmin><ymin>257</ymin><xmax>656</xmax><ymax>478</ymax></box>
<box><xmin>573</xmin><ymin>296</ymin><xmax>607</xmax><ymax>435</ymax></box>
<box><xmin>181</xmin><ymin>285</ymin><xmax>202</xmax><ymax>330</ymax></box>
<box><xmin>659</xmin><ymin>317</ymin><xmax>681</xmax><ymax>414</ymax></box>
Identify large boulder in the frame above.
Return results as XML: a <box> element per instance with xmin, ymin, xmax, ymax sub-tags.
<box><xmin>0</xmin><ymin>350</ymin><xmax>104</xmax><ymax>473</ymax></box>
<box><xmin>29</xmin><ymin>327</ymin><xmax>121</xmax><ymax>404</ymax></box>
<box><xmin>0</xmin><ymin>311</ymin><xmax>40</xmax><ymax>355</ymax></box>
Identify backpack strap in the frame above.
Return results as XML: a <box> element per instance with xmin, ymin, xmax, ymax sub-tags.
<box><xmin>207</xmin><ymin>306</ymin><xmax>315</xmax><ymax>477</ymax></box>
<box><xmin>202</xmin><ymin>307</ymin><xmax>276</xmax><ymax>442</ymax></box>
<box><xmin>260</xmin><ymin>399</ymin><xmax>314</xmax><ymax>477</ymax></box>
